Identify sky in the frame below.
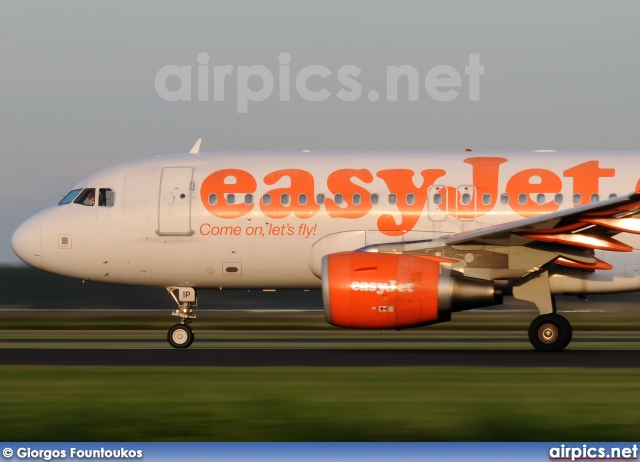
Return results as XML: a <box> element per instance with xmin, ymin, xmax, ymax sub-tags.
<box><xmin>2</xmin><ymin>0</ymin><xmax>640</xmax><ymax>263</ymax></box>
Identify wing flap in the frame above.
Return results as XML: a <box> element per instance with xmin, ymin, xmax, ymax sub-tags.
<box><xmin>554</xmin><ymin>256</ymin><xmax>613</xmax><ymax>270</ymax></box>
<box><xmin>518</xmin><ymin>233</ymin><xmax>633</xmax><ymax>252</ymax></box>
<box><xmin>581</xmin><ymin>218</ymin><xmax>640</xmax><ymax>234</ymax></box>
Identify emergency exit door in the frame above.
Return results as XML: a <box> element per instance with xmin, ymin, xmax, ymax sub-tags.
<box><xmin>157</xmin><ymin>167</ymin><xmax>195</xmax><ymax>236</ymax></box>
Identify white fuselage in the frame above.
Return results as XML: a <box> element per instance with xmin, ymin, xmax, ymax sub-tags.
<box><xmin>12</xmin><ymin>151</ymin><xmax>640</xmax><ymax>295</ymax></box>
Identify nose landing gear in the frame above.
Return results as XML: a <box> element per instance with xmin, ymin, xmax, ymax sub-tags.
<box><xmin>168</xmin><ymin>323</ymin><xmax>194</xmax><ymax>348</ymax></box>
<box><xmin>166</xmin><ymin>287</ymin><xmax>197</xmax><ymax>349</ymax></box>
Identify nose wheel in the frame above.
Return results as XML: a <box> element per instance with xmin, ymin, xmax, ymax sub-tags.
<box><xmin>168</xmin><ymin>323</ymin><xmax>194</xmax><ymax>348</ymax></box>
<box><xmin>166</xmin><ymin>287</ymin><xmax>197</xmax><ymax>349</ymax></box>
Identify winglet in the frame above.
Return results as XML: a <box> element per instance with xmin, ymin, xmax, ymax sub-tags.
<box><xmin>189</xmin><ymin>138</ymin><xmax>202</xmax><ymax>154</ymax></box>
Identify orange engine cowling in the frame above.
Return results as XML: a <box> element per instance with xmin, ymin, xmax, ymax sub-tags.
<box><xmin>322</xmin><ymin>251</ymin><xmax>500</xmax><ymax>329</ymax></box>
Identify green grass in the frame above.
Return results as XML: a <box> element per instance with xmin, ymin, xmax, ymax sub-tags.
<box><xmin>1</xmin><ymin>366</ymin><xmax>639</xmax><ymax>441</ymax></box>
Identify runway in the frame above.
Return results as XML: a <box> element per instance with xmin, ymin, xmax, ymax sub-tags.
<box><xmin>2</xmin><ymin>348</ymin><xmax>640</xmax><ymax>367</ymax></box>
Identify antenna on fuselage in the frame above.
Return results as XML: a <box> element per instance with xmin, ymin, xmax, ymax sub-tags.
<box><xmin>189</xmin><ymin>138</ymin><xmax>202</xmax><ymax>154</ymax></box>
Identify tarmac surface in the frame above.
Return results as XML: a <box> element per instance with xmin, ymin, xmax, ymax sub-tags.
<box><xmin>2</xmin><ymin>347</ymin><xmax>640</xmax><ymax>367</ymax></box>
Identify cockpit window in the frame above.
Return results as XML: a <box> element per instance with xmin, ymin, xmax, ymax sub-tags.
<box><xmin>99</xmin><ymin>188</ymin><xmax>114</xmax><ymax>207</ymax></box>
<box><xmin>74</xmin><ymin>188</ymin><xmax>96</xmax><ymax>206</ymax></box>
<box><xmin>58</xmin><ymin>189</ymin><xmax>82</xmax><ymax>205</ymax></box>
<box><xmin>63</xmin><ymin>187</ymin><xmax>114</xmax><ymax>207</ymax></box>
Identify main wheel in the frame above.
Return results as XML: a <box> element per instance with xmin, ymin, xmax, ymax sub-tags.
<box><xmin>168</xmin><ymin>324</ymin><xmax>194</xmax><ymax>348</ymax></box>
<box><xmin>528</xmin><ymin>314</ymin><xmax>572</xmax><ymax>352</ymax></box>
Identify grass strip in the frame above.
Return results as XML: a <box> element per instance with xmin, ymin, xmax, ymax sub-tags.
<box><xmin>0</xmin><ymin>366</ymin><xmax>639</xmax><ymax>441</ymax></box>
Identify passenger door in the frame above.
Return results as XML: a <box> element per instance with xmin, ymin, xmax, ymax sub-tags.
<box><xmin>157</xmin><ymin>167</ymin><xmax>195</xmax><ymax>236</ymax></box>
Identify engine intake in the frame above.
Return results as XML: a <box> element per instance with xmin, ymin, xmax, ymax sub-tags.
<box><xmin>322</xmin><ymin>251</ymin><xmax>500</xmax><ymax>329</ymax></box>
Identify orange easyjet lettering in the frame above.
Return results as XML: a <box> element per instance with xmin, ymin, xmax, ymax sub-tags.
<box><xmin>200</xmin><ymin>169</ymin><xmax>256</xmax><ymax>218</ymax></box>
<box><xmin>563</xmin><ymin>161</ymin><xmax>615</xmax><ymax>206</ymax></box>
<box><xmin>376</xmin><ymin>169</ymin><xmax>446</xmax><ymax>236</ymax></box>
<box><xmin>465</xmin><ymin>157</ymin><xmax>507</xmax><ymax>217</ymax></box>
<box><xmin>199</xmin><ymin>158</ymin><xmax>619</xmax><ymax>232</ymax></box>
<box><xmin>260</xmin><ymin>169</ymin><xmax>319</xmax><ymax>219</ymax></box>
<box><xmin>325</xmin><ymin>169</ymin><xmax>374</xmax><ymax>219</ymax></box>
<box><xmin>506</xmin><ymin>169</ymin><xmax>562</xmax><ymax>217</ymax></box>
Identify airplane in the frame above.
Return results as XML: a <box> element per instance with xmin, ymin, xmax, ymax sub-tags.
<box><xmin>11</xmin><ymin>140</ymin><xmax>640</xmax><ymax>351</ymax></box>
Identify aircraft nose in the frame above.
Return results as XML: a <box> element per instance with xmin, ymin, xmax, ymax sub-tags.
<box><xmin>12</xmin><ymin>216</ymin><xmax>42</xmax><ymax>269</ymax></box>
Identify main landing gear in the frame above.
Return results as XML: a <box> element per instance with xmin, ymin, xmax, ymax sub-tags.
<box><xmin>166</xmin><ymin>287</ymin><xmax>197</xmax><ymax>348</ymax></box>
<box><xmin>528</xmin><ymin>313</ymin><xmax>573</xmax><ymax>352</ymax></box>
<box><xmin>513</xmin><ymin>269</ymin><xmax>573</xmax><ymax>352</ymax></box>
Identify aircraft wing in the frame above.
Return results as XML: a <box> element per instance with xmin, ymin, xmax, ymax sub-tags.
<box><xmin>360</xmin><ymin>190</ymin><xmax>640</xmax><ymax>274</ymax></box>
<box><xmin>445</xmin><ymin>190</ymin><xmax>640</xmax><ymax>250</ymax></box>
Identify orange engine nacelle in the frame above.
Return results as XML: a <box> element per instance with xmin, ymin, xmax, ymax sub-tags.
<box><xmin>322</xmin><ymin>251</ymin><xmax>500</xmax><ymax>329</ymax></box>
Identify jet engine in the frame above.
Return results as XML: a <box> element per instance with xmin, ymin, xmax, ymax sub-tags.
<box><xmin>322</xmin><ymin>251</ymin><xmax>501</xmax><ymax>329</ymax></box>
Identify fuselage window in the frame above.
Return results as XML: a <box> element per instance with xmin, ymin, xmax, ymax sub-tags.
<box><xmin>58</xmin><ymin>188</ymin><xmax>82</xmax><ymax>206</ymax></box>
<box><xmin>245</xmin><ymin>194</ymin><xmax>253</xmax><ymax>205</ymax></box>
<box><xmin>573</xmin><ymin>193</ymin><xmax>582</xmax><ymax>205</ymax></box>
<box><xmin>316</xmin><ymin>193</ymin><xmax>325</xmax><ymax>205</ymax></box>
<box><xmin>334</xmin><ymin>194</ymin><xmax>344</xmax><ymax>205</ymax></box>
<box><xmin>281</xmin><ymin>194</ymin><xmax>290</xmax><ymax>206</ymax></box>
<box><xmin>554</xmin><ymin>193</ymin><xmax>563</xmax><ymax>205</ymax></box>
<box><xmin>482</xmin><ymin>193</ymin><xmax>491</xmax><ymax>205</ymax></box>
<box><xmin>226</xmin><ymin>193</ymin><xmax>235</xmax><ymax>205</ymax></box>
<box><xmin>389</xmin><ymin>194</ymin><xmax>397</xmax><ymax>205</ymax></box>
<box><xmin>371</xmin><ymin>193</ymin><xmax>379</xmax><ymax>205</ymax></box>
<box><xmin>609</xmin><ymin>193</ymin><xmax>617</xmax><ymax>199</ymax></box>
<box><xmin>262</xmin><ymin>194</ymin><xmax>272</xmax><ymax>206</ymax></box>
<box><xmin>98</xmin><ymin>188</ymin><xmax>114</xmax><ymax>207</ymax></box>
<box><xmin>433</xmin><ymin>193</ymin><xmax>442</xmax><ymax>205</ymax></box>
<box><xmin>536</xmin><ymin>193</ymin><xmax>545</xmax><ymax>205</ymax></box>
<box><xmin>461</xmin><ymin>193</ymin><xmax>472</xmax><ymax>205</ymax></box>
<box><xmin>518</xmin><ymin>193</ymin><xmax>527</xmax><ymax>205</ymax></box>
<box><xmin>500</xmin><ymin>193</ymin><xmax>509</xmax><ymax>205</ymax></box>
<box><xmin>73</xmin><ymin>188</ymin><xmax>96</xmax><ymax>206</ymax></box>
<box><xmin>353</xmin><ymin>193</ymin><xmax>361</xmax><ymax>205</ymax></box>
<box><xmin>406</xmin><ymin>193</ymin><xmax>415</xmax><ymax>205</ymax></box>
<box><xmin>299</xmin><ymin>194</ymin><xmax>307</xmax><ymax>206</ymax></box>
<box><xmin>591</xmin><ymin>193</ymin><xmax>599</xmax><ymax>203</ymax></box>
<box><xmin>208</xmin><ymin>194</ymin><xmax>218</xmax><ymax>205</ymax></box>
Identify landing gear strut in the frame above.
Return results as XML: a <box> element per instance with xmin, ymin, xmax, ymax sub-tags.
<box><xmin>166</xmin><ymin>287</ymin><xmax>197</xmax><ymax>349</ymax></box>
<box><xmin>513</xmin><ymin>269</ymin><xmax>573</xmax><ymax>351</ymax></box>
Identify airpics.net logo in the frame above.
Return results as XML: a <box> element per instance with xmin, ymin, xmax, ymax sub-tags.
<box><xmin>154</xmin><ymin>52</ymin><xmax>484</xmax><ymax>113</ymax></box>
